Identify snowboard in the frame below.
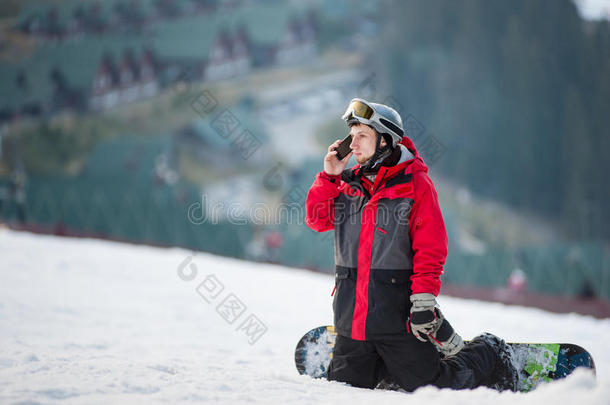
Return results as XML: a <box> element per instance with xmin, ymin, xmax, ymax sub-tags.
<box><xmin>294</xmin><ymin>325</ymin><xmax>596</xmax><ymax>392</ymax></box>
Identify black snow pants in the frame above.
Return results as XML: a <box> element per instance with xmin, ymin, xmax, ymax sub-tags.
<box><xmin>327</xmin><ymin>333</ymin><xmax>497</xmax><ymax>392</ymax></box>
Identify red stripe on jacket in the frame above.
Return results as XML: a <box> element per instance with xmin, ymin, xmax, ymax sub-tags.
<box><xmin>351</xmin><ymin>197</ymin><xmax>378</xmax><ymax>340</ymax></box>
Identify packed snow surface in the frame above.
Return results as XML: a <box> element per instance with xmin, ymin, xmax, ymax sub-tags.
<box><xmin>1</xmin><ymin>229</ymin><xmax>608</xmax><ymax>404</ymax></box>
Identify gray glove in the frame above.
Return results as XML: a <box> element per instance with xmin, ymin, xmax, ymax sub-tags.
<box><xmin>409</xmin><ymin>293</ymin><xmax>465</xmax><ymax>357</ymax></box>
<box><xmin>409</xmin><ymin>293</ymin><xmax>439</xmax><ymax>342</ymax></box>
<box><xmin>427</xmin><ymin>308</ymin><xmax>465</xmax><ymax>357</ymax></box>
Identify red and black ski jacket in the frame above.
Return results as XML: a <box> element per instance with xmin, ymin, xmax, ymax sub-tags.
<box><xmin>305</xmin><ymin>137</ymin><xmax>448</xmax><ymax>341</ymax></box>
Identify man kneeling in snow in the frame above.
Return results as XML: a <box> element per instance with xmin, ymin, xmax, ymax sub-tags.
<box><xmin>305</xmin><ymin>98</ymin><xmax>517</xmax><ymax>392</ymax></box>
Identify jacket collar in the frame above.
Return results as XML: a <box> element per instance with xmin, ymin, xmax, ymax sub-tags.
<box><xmin>352</xmin><ymin>137</ymin><xmax>429</xmax><ymax>187</ymax></box>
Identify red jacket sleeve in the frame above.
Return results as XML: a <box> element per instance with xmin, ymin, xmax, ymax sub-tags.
<box><xmin>408</xmin><ymin>172</ymin><xmax>448</xmax><ymax>296</ymax></box>
<box><xmin>305</xmin><ymin>171</ymin><xmax>341</xmax><ymax>232</ymax></box>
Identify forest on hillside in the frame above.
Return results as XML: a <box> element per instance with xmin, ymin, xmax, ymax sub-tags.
<box><xmin>377</xmin><ymin>0</ymin><xmax>609</xmax><ymax>241</ymax></box>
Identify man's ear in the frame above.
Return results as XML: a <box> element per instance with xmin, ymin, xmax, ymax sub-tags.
<box><xmin>379</xmin><ymin>136</ymin><xmax>387</xmax><ymax>148</ymax></box>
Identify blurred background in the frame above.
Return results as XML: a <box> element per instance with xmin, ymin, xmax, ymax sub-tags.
<box><xmin>0</xmin><ymin>0</ymin><xmax>609</xmax><ymax>314</ymax></box>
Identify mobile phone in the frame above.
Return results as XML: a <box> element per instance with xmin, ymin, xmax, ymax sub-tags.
<box><xmin>334</xmin><ymin>134</ymin><xmax>353</xmax><ymax>160</ymax></box>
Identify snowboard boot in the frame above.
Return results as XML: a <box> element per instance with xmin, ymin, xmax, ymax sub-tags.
<box><xmin>472</xmin><ymin>333</ymin><xmax>519</xmax><ymax>392</ymax></box>
<box><xmin>375</xmin><ymin>378</ymin><xmax>403</xmax><ymax>391</ymax></box>
<box><xmin>374</xmin><ymin>364</ymin><xmax>404</xmax><ymax>392</ymax></box>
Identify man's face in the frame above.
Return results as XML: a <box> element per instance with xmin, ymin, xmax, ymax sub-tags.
<box><xmin>349</xmin><ymin>124</ymin><xmax>385</xmax><ymax>165</ymax></box>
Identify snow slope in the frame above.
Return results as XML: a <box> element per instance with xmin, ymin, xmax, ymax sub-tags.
<box><xmin>0</xmin><ymin>229</ymin><xmax>608</xmax><ymax>404</ymax></box>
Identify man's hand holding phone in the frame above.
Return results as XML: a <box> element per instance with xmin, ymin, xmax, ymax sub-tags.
<box><xmin>324</xmin><ymin>135</ymin><xmax>353</xmax><ymax>176</ymax></box>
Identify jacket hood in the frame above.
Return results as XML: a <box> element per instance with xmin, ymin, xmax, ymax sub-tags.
<box><xmin>398</xmin><ymin>136</ymin><xmax>428</xmax><ymax>175</ymax></box>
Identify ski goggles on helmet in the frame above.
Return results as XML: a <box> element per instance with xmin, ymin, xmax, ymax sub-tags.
<box><xmin>341</xmin><ymin>98</ymin><xmax>404</xmax><ymax>139</ymax></box>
